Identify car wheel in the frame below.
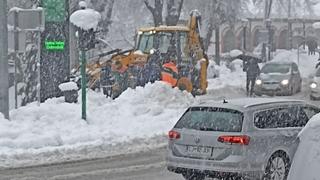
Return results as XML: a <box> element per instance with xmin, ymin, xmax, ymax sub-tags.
<box><xmin>263</xmin><ymin>152</ymin><xmax>290</xmax><ymax>180</ymax></box>
<box><xmin>182</xmin><ymin>172</ymin><xmax>205</xmax><ymax>180</ymax></box>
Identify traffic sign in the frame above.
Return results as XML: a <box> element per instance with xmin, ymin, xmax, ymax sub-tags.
<box><xmin>42</xmin><ymin>0</ymin><xmax>66</xmax><ymax>22</ymax></box>
<box><xmin>45</xmin><ymin>41</ymin><xmax>65</xmax><ymax>50</ymax></box>
<box><xmin>8</xmin><ymin>8</ymin><xmax>44</xmax><ymax>31</ymax></box>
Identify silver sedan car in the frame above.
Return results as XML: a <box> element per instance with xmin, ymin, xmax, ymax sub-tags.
<box><xmin>254</xmin><ymin>62</ymin><xmax>302</xmax><ymax>96</ymax></box>
<box><xmin>167</xmin><ymin>98</ymin><xmax>319</xmax><ymax>180</ymax></box>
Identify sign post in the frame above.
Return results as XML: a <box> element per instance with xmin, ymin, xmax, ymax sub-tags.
<box><xmin>70</xmin><ymin>1</ymin><xmax>101</xmax><ymax>121</ymax></box>
<box><xmin>8</xmin><ymin>8</ymin><xmax>45</xmax><ymax>108</ymax></box>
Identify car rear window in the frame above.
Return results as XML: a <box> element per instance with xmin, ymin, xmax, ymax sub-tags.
<box><xmin>174</xmin><ymin>107</ymin><xmax>243</xmax><ymax>132</ymax></box>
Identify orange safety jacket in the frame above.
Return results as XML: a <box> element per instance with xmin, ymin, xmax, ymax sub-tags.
<box><xmin>161</xmin><ymin>62</ymin><xmax>179</xmax><ymax>87</ymax></box>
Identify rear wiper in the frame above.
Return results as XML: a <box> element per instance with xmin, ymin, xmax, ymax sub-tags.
<box><xmin>199</xmin><ymin>127</ymin><xmax>216</xmax><ymax>131</ymax></box>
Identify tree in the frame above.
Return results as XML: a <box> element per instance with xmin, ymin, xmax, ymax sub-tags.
<box><xmin>252</xmin><ymin>0</ymin><xmax>320</xmax><ymax>17</ymax></box>
<box><xmin>144</xmin><ymin>0</ymin><xmax>163</xmax><ymax>26</ymax></box>
<box><xmin>165</xmin><ymin>0</ymin><xmax>184</xmax><ymax>26</ymax></box>
<box><xmin>204</xmin><ymin>0</ymin><xmax>248</xmax><ymax>65</ymax></box>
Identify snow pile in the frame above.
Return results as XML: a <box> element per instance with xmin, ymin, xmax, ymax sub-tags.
<box><xmin>0</xmin><ymin>82</ymin><xmax>195</xmax><ymax>167</ymax></box>
<box><xmin>58</xmin><ymin>82</ymin><xmax>78</xmax><ymax>91</ymax></box>
<box><xmin>207</xmin><ymin>62</ymin><xmax>246</xmax><ymax>91</ymax></box>
<box><xmin>288</xmin><ymin>113</ymin><xmax>320</xmax><ymax>180</ymax></box>
<box><xmin>70</xmin><ymin>9</ymin><xmax>101</xmax><ymax>30</ymax></box>
<box><xmin>229</xmin><ymin>49</ymin><xmax>243</xmax><ymax>58</ymax></box>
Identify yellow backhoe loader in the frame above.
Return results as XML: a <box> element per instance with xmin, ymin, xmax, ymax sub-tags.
<box><xmin>73</xmin><ymin>10</ymin><xmax>208</xmax><ymax>99</ymax></box>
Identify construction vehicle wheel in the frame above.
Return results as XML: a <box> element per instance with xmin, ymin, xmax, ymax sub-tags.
<box><xmin>176</xmin><ymin>77</ymin><xmax>193</xmax><ymax>93</ymax></box>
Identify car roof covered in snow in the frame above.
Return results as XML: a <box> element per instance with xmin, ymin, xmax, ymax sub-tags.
<box><xmin>196</xmin><ymin>98</ymin><xmax>305</xmax><ymax>111</ymax></box>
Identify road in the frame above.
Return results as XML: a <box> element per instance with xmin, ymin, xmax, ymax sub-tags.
<box><xmin>1</xmin><ymin>86</ymin><xmax>319</xmax><ymax>180</ymax></box>
<box><xmin>0</xmin><ymin>146</ymin><xmax>183</xmax><ymax>180</ymax></box>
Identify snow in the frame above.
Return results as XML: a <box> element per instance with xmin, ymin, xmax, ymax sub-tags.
<box><xmin>271</xmin><ymin>49</ymin><xmax>318</xmax><ymax>78</ymax></box>
<box><xmin>288</xmin><ymin>113</ymin><xmax>320</xmax><ymax>180</ymax></box>
<box><xmin>1</xmin><ymin>48</ymin><xmax>318</xmax><ymax>168</ymax></box>
<box><xmin>312</xmin><ymin>22</ymin><xmax>320</xmax><ymax>29</ymax></box>
<box><xmin>0</xmin><ymin>82</ymin><xmax>195</xmax><ymax>167</ymax></box>
<box><xmin>229</xmin><ymin>49</ymin><xmax>243</xmax><ymax>58</ymax></box>
<box><xmin>70</xmin><ymin>9</ymin><xmax>101</xmax><ymax>30</ymax></box>
<box><xmin>58</xmin><ymin>82</ymin><xmax>78</xmax><ymax>91</ymax></box>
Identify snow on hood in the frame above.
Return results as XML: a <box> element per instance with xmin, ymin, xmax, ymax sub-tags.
<box><xmin>288</xmin><ymin>113</ymin><xmax>320</xmax><ymax>180</ymax></box>
<box><xmin>70</xmin><ymin>9</ymin><xmax>101</xmax><ymax>30</ymax></box>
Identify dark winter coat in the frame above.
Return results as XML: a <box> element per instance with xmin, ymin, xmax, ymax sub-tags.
<box><xmin>243</xmin><ymin>60</ymin><xmax>260</xmax><ymax>79</ymax></box>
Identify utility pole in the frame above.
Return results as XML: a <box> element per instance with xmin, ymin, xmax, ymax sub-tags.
<box><xmin>288</xmin><ymin>0</ymin><xmax>292</xmax><ymax>49</ymax></box>
<box><xmin>0</xmin><ymin>0</ymin><xmax>9</xmax><ymax>119</ymax></box>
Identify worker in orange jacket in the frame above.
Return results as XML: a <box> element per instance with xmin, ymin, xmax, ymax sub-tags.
<box><xmin>161</xmin><ymin>59</ymin><xmax>179</xmax><ymax>87</ymax></box>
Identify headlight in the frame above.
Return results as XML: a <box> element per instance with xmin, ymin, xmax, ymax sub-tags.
<box><xmin>138</xmin><ymin>31</ymin><xmax>143</xmax><ymax>35</ymax></box>
<box><xmin>255</xmin><ymin>79</ymin><xmax>262</xmax><ymax>85</ymax></box>
<box><xmin>150</xmin><ymin>49</ymin><xmax>155</xmax><ymax>54</ymax></box>
<box><xmin>310</xmin><ymin>82</ymin><xmax>317</xmax><ymax>89</ymax></box>
<box><xmin>281</xmin><ymin>79</ymin><xmax>289</xmax><ymax>86</ymax></box>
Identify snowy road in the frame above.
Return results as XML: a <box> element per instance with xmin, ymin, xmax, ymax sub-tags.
<box><xmin>0</xmin><ymin>146</ymin><xmax>183</xmax><ymax>180</ymax></box>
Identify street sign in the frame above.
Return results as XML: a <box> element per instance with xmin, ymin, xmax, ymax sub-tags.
<box><xmin>8</xmin><ymin>31</ymin><xmax>26</xmax><ymax>52</ymax></box>
<box><xmin>8</xmin><ymin>8</ymin><xmax>45</xmax><ymax>31</ymax></box>
<box><xmin>42</xmin><ymin>0</ymin><xmax>66</xmax><ymax>22</ymax></box>
<box><xmin>45</xmin><ymin>41</ymin><xmax>65</xmax><ymax>50</ymax></box>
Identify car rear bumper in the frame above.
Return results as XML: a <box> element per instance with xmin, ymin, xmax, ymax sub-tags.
<box><xmin>166</xmin><ymin>152</ymin><xmax>263</xmax><ymax>179</ymax></box>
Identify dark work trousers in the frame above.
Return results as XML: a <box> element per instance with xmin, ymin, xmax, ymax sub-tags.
<box><xmin>246</xmin><ymin>76</ymin><xmax>256</xmax><ymax>96</ymax></box>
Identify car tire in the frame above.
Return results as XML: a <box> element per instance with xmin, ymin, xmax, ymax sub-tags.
<box><xmin>182</xmin><ymin>172</ymin><xmax>205</xmax><ymax>180</ymax></box>
<box><xmin>263</xmin><ymin>151</ymin><xmax>290</xmax><ymax>180</ymax></box>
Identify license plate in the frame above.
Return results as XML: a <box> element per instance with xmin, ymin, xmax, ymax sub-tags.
<box><xmin>264</xmin><ymin>84</ymin><xmax>277</xmax><ymax>90</ymax></box>
<box><xmin>186</xmin><ymin>145</ymin><xmax>212</xmax><ymax>156</ymax></box>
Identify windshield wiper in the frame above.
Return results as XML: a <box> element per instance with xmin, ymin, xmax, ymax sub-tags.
<box><xmin>199</xmin><ymin>127</ymin><xmax>216</xmax><ymax>131</ymax></box>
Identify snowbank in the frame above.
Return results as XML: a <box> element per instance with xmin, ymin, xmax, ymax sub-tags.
<box><xmin>0</xmin><ymin>82</ymin><xmax>195</xmax><ymax>167</ymax></box>
<box><xmin>207</xmin><ymin>62</ymin><xmax>246</xmax><ymax>91</ymax></box>
<box><xmin>288</xmin><ymin>113</ymin><xmax>320</xmax><ymax>180</ymax></box>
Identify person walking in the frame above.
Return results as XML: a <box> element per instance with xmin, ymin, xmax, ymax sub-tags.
<box><xmin>243</xmin><ymin>58</ymin><xmax>260</xmax><ymax>97</ymax></box>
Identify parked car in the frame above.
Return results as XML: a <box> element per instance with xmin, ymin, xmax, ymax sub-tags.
<box><xmin>309</xmin><ymin>67</ymin><xmax>320</xmax><ymax>100</ymax></box>
<box><xmin>167</xmin><ymin>98</ymin><xmax>320</xmax><ymax>180</ymax></box>
<box><xmin>254</xmin><ymin>61</ymin><xmax>302</xmax><ymax>96</ymax></box>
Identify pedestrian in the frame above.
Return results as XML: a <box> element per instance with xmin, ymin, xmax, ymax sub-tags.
<box><xmin>243</xmin><ymin>58</ymin><xmax>260</xmax><ymax>97</ymax></box>
<box><xmin>100</xmin><ymin>60</ymin><xmax>114</xmax><ymax>98</ymax></box>
<box><xmin>161</xmin><ymin>59</ymin><xmax>179</xmax><ymax>87</ymax></box>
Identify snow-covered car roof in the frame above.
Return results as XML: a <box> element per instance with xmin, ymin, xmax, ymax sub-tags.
<box><xmin>139</xmin><ymin>25</ymin><xmax>189</xmax><ymax>32</ymax></box>
<box><xmin>196</xmin><ymin>98</ymin><xmax>305</xmax><ymax>111</ymax></box>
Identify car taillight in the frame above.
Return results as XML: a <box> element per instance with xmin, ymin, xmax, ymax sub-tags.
<box><xmin>217</xmin><ymin>135</ymin><xmax>250</xmax><ymax>145</ymax></box>
<box><xmin>168</xmin><ymin>130</ymin><xmax>180</xmax><ymax>140</ymax></box>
